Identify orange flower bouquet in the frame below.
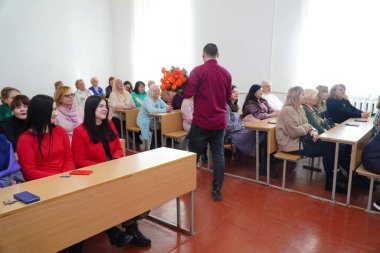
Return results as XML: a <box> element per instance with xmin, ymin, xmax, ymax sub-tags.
<box><xmin>160</xmin><ymin>66</ymin><xmax>188</xmax><ymax>93</ymax></box>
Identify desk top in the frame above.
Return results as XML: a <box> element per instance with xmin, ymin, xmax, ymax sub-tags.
<box><xmin>244</xmin><ymin>117</ymin><xmax>277</xmax><ymax>131</ymax></box>
<box><xmin>319</xmin><ymin>118</ymin><xmax>373</xmax><ymax>144</ymax></box>
<box><xmin>148</xmin><ymin>109</ymin><xmax>180</xmax><ymax>117</ymax></box>
<box><xmin>0</xmin><ymin>148</ymin><xmax>196</xmax><ymax>217</ymax></box>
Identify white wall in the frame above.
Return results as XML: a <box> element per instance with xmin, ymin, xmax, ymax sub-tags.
<box><xmin>0</xmin><ymin>0</ymin><xmax>303</xmax><ymax>99</ymax></box>
<box><xmin>0</xmin><ymin>0</ymin><xmax>114</xmax><ymax>97</ymax></box>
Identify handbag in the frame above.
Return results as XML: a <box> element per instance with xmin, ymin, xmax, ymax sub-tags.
<box><xmin>299</xmin><ymin>134</ymin><xmax>314</xmax><ymax>150</ymax></box>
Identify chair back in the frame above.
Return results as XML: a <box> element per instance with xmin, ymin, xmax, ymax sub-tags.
<box><xmin>125</xmin><ymin>108</ymin><xmax>140</xmax><ymax>128</ymax></box>
<box><xmin>160</xmin><ymin>110</ymin><xmax>184</xmax><ymax>135</ymax></box>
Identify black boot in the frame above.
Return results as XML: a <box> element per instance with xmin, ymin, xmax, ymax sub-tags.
<box><xmin>212</xmin><ymin>184</ymin><xmax>221</xmax><ymax>201</ymax></box>
<box><xmin>325</xmin><ymin>180</ymin><xmax>347</xmax><ymax>193</ymax></box>
<box><xmin>123</xmin><ymin>222</ymin><xmax>151</xmax><ymax>247</ymax></box>
<box><xmin>105</xmin><ymin>227</ymin><xmax>133</xmax><ymax>247</ymax></box>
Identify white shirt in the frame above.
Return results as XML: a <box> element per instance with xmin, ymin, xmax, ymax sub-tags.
<box><xmin>108</xmin><ymin>91</ymin><xmax>135</xmax><ymax>119</ymax></box>
<box><xmin>262</xmin><ymin>93</ymin><xmax>283</xmax><ymax>111</ymax></box>
<box><xmin>74</xmin><ymin>89</ymin><xmax>94</xmax><ymax>108</ymax></box>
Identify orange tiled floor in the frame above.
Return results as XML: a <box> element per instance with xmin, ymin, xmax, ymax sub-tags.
<box><xmin>79</xmin><ymin>153</ymin><xmax>380</xmax><ymax>253</ymax></box>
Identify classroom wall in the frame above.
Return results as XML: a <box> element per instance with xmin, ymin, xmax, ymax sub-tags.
<box><xmin>0</xmin><ymin>0</ymin><xmax>114</xmax><ymax>97</ymax></box>
<box><xmin>0</xmin><ymin>0</ymin><xmax>303</xmax><ymax>98</ymax></box>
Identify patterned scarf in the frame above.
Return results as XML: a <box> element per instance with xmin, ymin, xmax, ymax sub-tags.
<box><xmin>57</xmin><ymin>106</ymin><xmax>79</xmax><ymax>126</ymax></box>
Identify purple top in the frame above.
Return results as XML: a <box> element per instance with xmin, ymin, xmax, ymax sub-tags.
<box><xmin>183</xmin><ymin>59</ymin><xmax>232</xmax><ymax>130</ymax></box>
<box><xmin>243</xmin><ymin>99</ymin><xmax>275</xmax><ymax>120</ymax></box>
<box><xmin>172</xmin><ymin>93</ymin><xmax>184</xmax><ymax>110</ymax></box>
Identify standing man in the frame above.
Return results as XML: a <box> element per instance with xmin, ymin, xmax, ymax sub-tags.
<box><xmin>183</xmin><ymin>43</ymin><xmax>232</xmax><ymax>201</ymax></box>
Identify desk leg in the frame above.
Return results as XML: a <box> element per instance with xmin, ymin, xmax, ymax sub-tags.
<box><xmin>153</xmin><ymin>117</ymin><xmax>158</xmax><ymax>149</ymax></box>
<box><xmin>332</xmin><ymin>143</ymin><xmax>340</xmax><ymax>202</ymax></box>
<box><xmin>256</xmin><ymin>130</ymin><xmax>259</xmax><ymax>182</ymax></box>
<box><xmin>190</xmin><ymin>191</ymin><xmax>195</xmax><ymax>235</ymax></box>
<box><xmin>266</xmin><ymin>131</ymin><xmax>270</xmax><ymax>185</ymax></box>
<box><xmin>176</xmin><ymin>197</ymin><xmax>181</xmax><ymax>228</ymax></box>
<box><xmin>119</xmin><ymin>112</ymin><xmax>124</xmax><ymax>138</ymax></box>
<box><xmin>346</xmin><ymin>143</ymin><xmax>354</xmax><ymax>205</ymax></box>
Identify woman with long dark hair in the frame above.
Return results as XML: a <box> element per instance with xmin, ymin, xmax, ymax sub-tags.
<box><xmin>17</xmin><ymin>94</ymin><xmax>75</xmax><ymax>180</ymax></box>
<box><xmin>72</xmin><ymin>95</ymin><xmax>151</xmax><ymax>249</ymax></box>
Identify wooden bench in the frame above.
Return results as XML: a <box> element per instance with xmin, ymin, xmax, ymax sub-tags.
<box><xmin>161</xmin><ymin>110</ymin><xmax>188</xmax><ymax>149</ymax></box>
<box><xmin>125</xmin><ymin>108</ymin><xmax>140</xmax><ymax>152</ymax></box>
<box><xmin>274</xmin><ymin>152</ymin><xmax>302</xmax><ymax>190</ymax></box>
<box><xmin>356</xmin><ymin>165</ymin><xmax>380</xmax><ymax>212</ymax></box>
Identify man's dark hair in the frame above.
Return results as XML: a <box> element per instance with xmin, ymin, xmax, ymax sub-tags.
<box><xmin>203</xmin><ymin>43</ymin><xmax>218</xmax><ymax>57</ymax></box>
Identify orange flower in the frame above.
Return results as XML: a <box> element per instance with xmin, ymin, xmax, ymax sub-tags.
<box><xmin>160</xmin><ymin>66</ymin><xmax>188</xmax><ymax>92</ymax></box>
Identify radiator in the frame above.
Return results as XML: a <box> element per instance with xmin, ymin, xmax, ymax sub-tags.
<box><xmin>350</xmin><ymin>96</ymin><xmax>378</xmax><ymax>115</ymax></box>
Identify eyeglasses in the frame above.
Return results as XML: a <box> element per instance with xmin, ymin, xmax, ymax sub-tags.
<box><xmin>63</xmin><ymin>93</ymin><xmax>75</xmax><ymax>98</ymax></box>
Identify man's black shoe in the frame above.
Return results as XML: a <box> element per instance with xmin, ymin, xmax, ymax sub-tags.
<box><xmin>212</xmin><ymin>186</ymin><xmax>221</xmax><ymax>201</ymax></box>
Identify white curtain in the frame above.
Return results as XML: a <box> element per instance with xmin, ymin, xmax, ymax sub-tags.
<box><xmin>131</xmin><ymin>0</ymin><xmax>192</xmax><ymax>84</ymax></box>
<box><xmin>296</xmin><ymin>0</ymin><xmax>380</xmax><ymax>98</ymax></box>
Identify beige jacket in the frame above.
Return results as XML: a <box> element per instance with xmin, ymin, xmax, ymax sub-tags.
<box><xmin>276</xmin><ymin>105</ymin><xmax>313</xmax><ymax>152</ymax></box>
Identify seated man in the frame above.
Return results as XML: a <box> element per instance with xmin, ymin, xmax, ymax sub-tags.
<box><xmin>260</xmin><ymin>80</ymin><xmax>283</xmax><ymax>111</ymax></box>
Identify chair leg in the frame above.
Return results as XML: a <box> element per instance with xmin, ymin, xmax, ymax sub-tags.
<box><xmin>126</xmin><ymin>130</ymin><xmax>130</xmax><ymax>151</ymax></box>
<box><xmin>172</xmin><ymin>138</ymin><xmax>174</xmax><ymax>148</ymax></box>
<box><xmin>132</xmin><ymin>132</ymin><xmax>136</xmax><ymax>151</ymax></box>
<box><xmin>282</xmin><ymin>160</ymin><xmax>287</xmax><ymax>190</ymax></box>
<box><xmin>367</xmin><ymin>177</ymin><xmax>375</xmax><ymax>212</ymax></box>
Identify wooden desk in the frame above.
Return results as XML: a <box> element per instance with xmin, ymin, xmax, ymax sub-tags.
<box><xmin>319</xmin><ymin>118</ymin><xmax>373</xmax><ymax>204</ymax></box>
<box><xmin>148</xmin><ymin>110</ymin><xmax>180</xmax><ymax>149</ymax></box>
<box><xmin>0</xmin><ymin>148</ymin><xmax>196</xmax><ymax>253</ymax></box>
<box><xmin>244</xmin><ymin>117</ymin><xmax>277</xmax><ymax>184</ymax></box>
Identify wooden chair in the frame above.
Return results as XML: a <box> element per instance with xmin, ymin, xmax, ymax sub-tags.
<box><xmin>356</xmin><ymin>164</ymin><xmax>380</xmax><ymax>212</ymax></box>
<box><xmin>125</xmin><ymin>108</ymin><xmax>141</xmax><ymax>152</ymax></box>
<box><xmin>161</xmin><ymin>110</ymin><xmax>188</xmax><ymax>148</ymax></box>
<box><xmin>273</xmin><ymin>151</ymin><xmax>302</xmax><ymax>190</ymax></box>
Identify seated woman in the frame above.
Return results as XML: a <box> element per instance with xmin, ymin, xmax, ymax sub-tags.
<box><xmin>71</xmin><ymin>95</ymin><xmax>150</xmax><ymax>248</ymax></box>
<box><xmin>181</xmin><ymin>97</ymin><xmax>193</xmax><ymax>132</ymax></box>
<box><xmin>326</xmin><ymin>84</ymin><xmax>371</xmax><ymax>124</ymax></box>
<box><xmin>303</xmin><ymin>89</ymin><xmax>332</xmax><ymax>134</ymax></box>
<box><xmin>108</xmin><ymin>78</ymin><xmax>136</xmax><ymax>136</ymax></box>
<box><xmin>0</xmin><ymin>95</ymin><xmax>29</xmax><ymax>150</ymax></box>
<box><xmin>137</xmin><ymin>85</ymin><xmax>172</xmax><ymax>150</ymax></box>
<box><xmin>131</xmin><ymin>81</ymin><xmax>147</xmax><ymax>107</ymax></box>
<box><xmin>0</xmin><ymin>87</ymin><xmax>21</xmax><ymax>120</ymax></box>
<box><xmin>276</xmin><ymin>86</ymin><xmax>347</xmax><ymax>193</ymax></box>
<box><xmin>0</xmin><ymin>134</ymin><xmax>24</xmax><ymax>188</ymax></box>
<box><xmin>54</xmin><ymin>86</ymin><xmax>83</xmax><ymax>141</ymax></box>
<box><xmin>315</xmin><ymin>85</ymin><xmax>329</xmax><ymax>115</ymax></box>
<box><xmin>124</xmin><ymin>81</ymin><xmax>133</xmax><ymax>93</ymax></box>
<box><xmin>373</xmin><ymin>95</ymin><xmax>380</xmax><ymax>133</ymax></box>
<box><xmin>74</xmin><ymin>79</ymin><xmax>93</xmax><ymax>109</ymax></box>
<box><xmin>17</xmin><ymin>94</ymin><xmax>75</xmax><ymax>181</ymax></box>
<box><xmin>362</xmin><ymin>132</ymin><xmax>380</xmax><ymax>211</ymax></box>
<box><xmin>242</xmin><ymin>84</ymin><xmax>279</xmax><ymax>120</ymax></box>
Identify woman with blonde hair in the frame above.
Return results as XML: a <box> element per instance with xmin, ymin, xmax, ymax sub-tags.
<box><xmin>276</xmin><ymin>86</ymin><xmax>347</xmax><ymax>193</ymax></box>
<box><xmin>108</xmin><ymin>78</ymin><xmax>136</xmax><ymax>136</ymax></box>
<box><xmin>326</xmin><ymin>84</ymin><xmax>370</xmax><ymax>123</ymax></box>
<box><xmin>54</xmin><ymin>86</ymin><xmax>83</xmax><ymax>140</ymax></box>
<box><xmin>315</xmin><ymin>85</ymin><xmax>329</xmax><ymax>113</ymax></box>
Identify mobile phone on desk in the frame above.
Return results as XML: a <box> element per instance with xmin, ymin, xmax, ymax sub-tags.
<box><xmin>13</xmin><ymin>191</ymin><xmax>40</xmax><ymax>204</ymax></box>
<box><xmin>69</xmin><ymin>170</ymin><xmax>93</xmax><ymax>175</ymax></box>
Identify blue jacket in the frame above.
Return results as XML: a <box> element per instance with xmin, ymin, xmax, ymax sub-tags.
<box><xmin>0</xmin><ymin>134</ymin><xmax>24</xmax><ymax>187</ymax></box>
<box><xmin>326</xmin><ymin>98</ymin><xmax>362</xmax><ymax>123</ymax></box>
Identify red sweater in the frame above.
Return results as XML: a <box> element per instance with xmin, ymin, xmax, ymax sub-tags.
<box><xmin>71</xmin><ymin>121</ymin><xmax>123</xmax><ymax>168</ymax></box>
<box><xmin>17</xmin><ymin>126</ymin><xmax>75</xmax><ymax>181</ymax></box>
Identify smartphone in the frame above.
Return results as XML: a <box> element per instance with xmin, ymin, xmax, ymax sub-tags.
<box><xmin>13</xmin><ymin>191</ymin><xmax>40</xmax><ymax>204</ymax></box>
<box><xmin>69</xmin><ymin>170</ymin><xmax>93</xmax><ymax>175</ymax></box>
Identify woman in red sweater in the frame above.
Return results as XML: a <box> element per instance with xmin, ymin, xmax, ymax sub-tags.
<box><xmin>72</xmin><ymin>95</ymin><xmax>151</xmax><ymax>249</ymax></box>
<box><xmin>17</xmin><ymin>95</ymin><xmax>75</xmax><ymax>180</ymax></box>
